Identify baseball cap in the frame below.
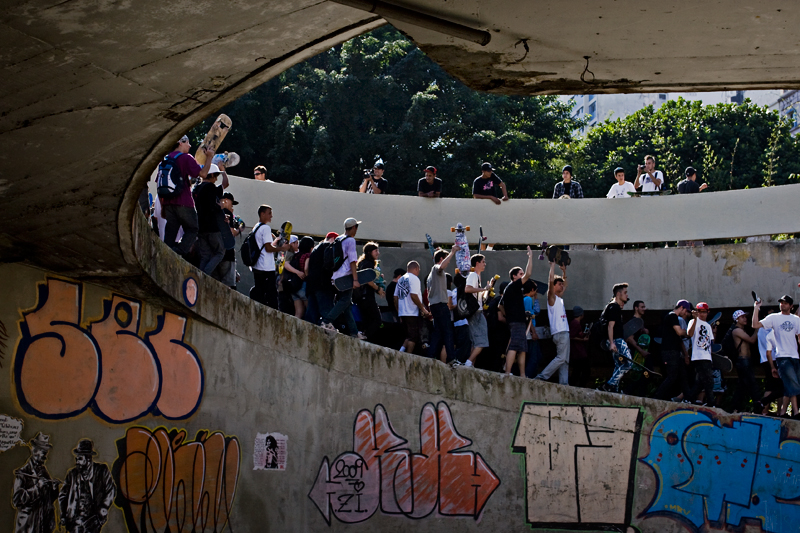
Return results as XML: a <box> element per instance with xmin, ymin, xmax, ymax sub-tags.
<box><xmin>732</xmin><ymin>310</ymin><xmax>746</xmax><ymax>321</ymax></box>
<box><xmin>289</xmin><ymin>235</ymin><xmax>299</xmax><ymax>244</ymax></box>
<box><xmin>562</xmin><ymin>165</ymin><xmax>573</xmax><ymax>175</ymax></box>
<box><xmin>613</xmin><ymin>167</ymin><xmax>624</xmax><ymax>174</ymax></box>
<box><xmin>573</xmin><ymin>306</ymin><xmax>584</xmax><ymax>317</ymax></box>
<box><xmin>179</xmin><ymin>134</ymin><xmax>190</xmax><ymax>143</ymax></box>
<box><xmin>221</xmin><ymin>192</ymin><xmax>238</xmax><ymax>205</ymax></box>
<box><xmin>208</xmin><ymin>164</ymin><xmax>221</xmax><ymax>174</ymax></box>
<box><xmin>344</xmin><ymin>217</ymin><xmax>361</xmax><ymax>229</ymax></box>
<box><xmin>325</xmin><ymin>232</ymin><xmax>338</xmax><ymax>240</ymax></box>
<box><xmin>779</xmin><ymin>294</ymin><xmax>794</xmax><ymax>305</ymax></box>
<box><xmin>425</xmin><ymin>165</ymin><xmax>437</xmax><ymax>174</ymax></box>
<box><xmin>481</xmin><ymin>162</ymin><xmax>493</xmax><ymax>171</ymax></box>
<box><xmin>373</xmin><ymin>161</ymin><xmax>384</xmax><ymax>169</ymax></box>
<box><xmin>675</xmin><ymin>300</ymin><xmax>692</xmax><ymax>311</ymax></box>
<box><xmin>695</xmin><ymin>302</ymin><xmax>709</xmax><ymax>311</ymax></box>
<box><xmin>685</xmin><ymin>166</ymin><xmax>697</xmax><ymax>177</ymax></box>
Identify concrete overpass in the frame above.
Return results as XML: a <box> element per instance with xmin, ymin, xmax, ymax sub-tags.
<box><xmin>3</xmin><ymin>2</ymin><xmax>800</xmax><ymax>532</ymax></box>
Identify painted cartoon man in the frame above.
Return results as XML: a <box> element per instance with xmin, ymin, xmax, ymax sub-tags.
<box><xmin>13</xmin><ymin>432</ymin><xmax>61</xmax><ymax>533</ymax></box>
<box><xmin>59</xmin><ymin>439</ymin><xmax>115</xmax><ymax>533</ymax></box>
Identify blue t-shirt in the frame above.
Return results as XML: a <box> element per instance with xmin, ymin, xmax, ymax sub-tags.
<box><xmin>524</xmin><ymin>296</ymin><xmax>540</xmax><ymax>327</ymax></box>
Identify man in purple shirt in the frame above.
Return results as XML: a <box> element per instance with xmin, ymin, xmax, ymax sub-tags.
<box><xmin>160</xmin><ymin>134</ymin><xmax>215</xmax><ymax>256</ymax></box>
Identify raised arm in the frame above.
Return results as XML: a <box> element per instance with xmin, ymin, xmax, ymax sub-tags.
<box><xmin>547</xmin><ymin>261</ymin><xmax>556</xmax><ymax>306</ymax></box>
<box><xmin>521</xmin><ymin>246</ymin><xmax>533</xmax><ymax>283</ymax></box>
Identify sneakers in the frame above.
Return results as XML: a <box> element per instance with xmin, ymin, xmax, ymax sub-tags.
<box><xmin>321</xmin><ymin>322</ymin><xmax>337</xmax><ymax>332</ymax></box>
<box><xmin>464</xmin><ymin>360</ymin><xmax>474</xmax><ymax>368</ymax></box>
<box><xmin>600</xmin><ymin>383</ymin><xmax>618</xmax><ymax>393</ymax></box>
<box><xmin>356</xmin><ymin>332</ymin><xmax>367</xmax><ymax>341</ymax></box>
<box><xmin>448</xmin><ymin>360</ymin><xmax>464</xmax><ymax>367</ymax></box>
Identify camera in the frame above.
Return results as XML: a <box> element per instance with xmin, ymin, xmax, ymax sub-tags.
<box><xmin>363</xmin><ymin>168</ymin><xmax>375</xmax><ymax>177</ymax></box>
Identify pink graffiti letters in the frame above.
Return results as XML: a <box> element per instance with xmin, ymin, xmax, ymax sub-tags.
<box><xmin>309</xmin><ymin>402</ymin><xmax>500</xmax><ymax>525</ymax></box>
<box><xmin>113</xmin><ymin>426</ymin><xmax>241</xmax><ymax>533</ymax></box>
<box><xmin>14</xmin><ymin>278</ymin><xmax>203</xmax><ymax>423</ymax></box>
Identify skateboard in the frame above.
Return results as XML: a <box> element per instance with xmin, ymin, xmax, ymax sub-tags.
<box><xmin>538</xmin><ymin>242</ymin><xmax>548</xmax><ymax>260</ymax></box>
<box><xmin>752</xmin><ymin>291</ymin><xmax>761</xmax><ymax>304</ymax></box>
<box><xmin>277</xmin><ymin>221</ymin><xmax>292</xmax><ymax>247</ymax></box>
<box><xmin>627</xmin><ymin>190</ymin><xmax>672</xmax><ymax>197</ymax></box>
<box><xmin>711</xmin><ymin>344</ymin><xmax>733</xmax><ymax>372</ymax></box>
<box><xmin>195</xmin><ymin>114</ymin><xmax>232</xmax><ymax>166</ymax></box>
<box><xmin>333</xmin><ymin>269</ymin><xmax>378</xmax><ymax>291</ymax></box>
<box><xmin>451</xmin><ymin>223</ymin><xmax>471</xmax><ymax>277</ymax></box>
<box><xmin>602</xmin><ymin>317</ymin><xmax>643</xmax><ymax>350</ymax></box>
<box><xmin>707</xmin><ymin>311</ymin><xmax>722</xmax><ymax>327</ymax></box>
<box><xmin>483</xmin><ymin>274</ymin><xmax>501</xmax><ymax>309</ymax></box>
<box><xmin>211</xmin><ymin>151</ymin><xmax>241</xmax><ymax>169</ymax></box>
<box><xmin>617</xmin><ymin>354</ymin><xmax>662</xmax><ymax>379</ymax></box>
<box><xmin>479</xmin><ymin>226</ymin><xmax>488</xmax><ymax>251</ymax></box>
<box><xmin>425</xmin><ymin>233</ymin><xmax>436</xmax><ymax>262</ymax></box>
<box><xmin>545</xmin><ymin>245</ymin><xmax>571</xmax><ymax>267</ymax></box>
<box><xmin>216</xmin><ymin>211</ymin><xmax>236</xmax><ymax>250</ymax></box>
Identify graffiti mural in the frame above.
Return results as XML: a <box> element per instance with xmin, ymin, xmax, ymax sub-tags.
<box><xmin>641</xmin><ymin>410</ymin><xmax>800</xmax><ymax>533</ymax></box>
<box><xmin>113</xmin><ymin>426</ymin><xmax>241</xmax><ymax>533</ymax></box>
<box><xmin>308</xmin><ymin>402</ymin><xmax>500</xmax><ymax>525</ymax></box>
<box><xmin>0</xmin><ymin>318</ymin><xmax>8</xmax><ymax>365</ymax></box>
<box><xmin>512</xmin><ymin>403</ymin><xmax>643</xmax><ymax>529</ymax></box>
<box><xmin>60</xmin><ymin>439</ymin><xmax>116</xmax><ymax>533</ymax></box>
<box><xmin>12</xmin><ymin>432</ymin><xmax>60</xmax><ymax>533</ymax></box>
<box><xmin>13</xmin><ymin>278</ymin><xmax>203</xmax><ymax>423</ymax></box>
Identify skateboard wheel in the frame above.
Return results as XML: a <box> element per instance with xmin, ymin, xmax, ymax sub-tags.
<box><xmin>451</xmin><ymin>227</ymin><xmax>455</xmax><ymax>232</ymax></box>
<box><xmin>643</xmin><ymin>371</ymin><xmax>650</xmax><ymax>378</ymax></box>
<box><xmin>618</xmin><ymin>356</ymin><xmax>624</xmax><ymax>363</ymax></box>
<box><xmin>465</xmin><ymin>226</ymin><xmax>470</xmax><ymax>231</ymax></box>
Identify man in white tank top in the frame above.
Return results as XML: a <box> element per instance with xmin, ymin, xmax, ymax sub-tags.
<box><xmin>535</xmin><ymin>259</ymin><xmax>570</xmax><ymax>384</ymax></box>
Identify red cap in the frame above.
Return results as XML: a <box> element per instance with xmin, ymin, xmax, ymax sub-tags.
<box><xmin>325</xmin><ymin>232</ymin><xmax>338</xmax><ymax>240</ymax></box>
<box><xmin>695</xmin><ymin>302</ymin><xmax>709</xmax><ymax>311</ymax></box>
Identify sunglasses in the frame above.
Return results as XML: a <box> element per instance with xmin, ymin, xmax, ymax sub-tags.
<box><xmin>254</xmin><ymin>171</ymin><xmax>263</xmax><ymax>176</ymax></box>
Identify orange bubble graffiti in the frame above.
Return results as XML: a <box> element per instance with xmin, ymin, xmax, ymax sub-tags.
<box><xmin>115</xmin><ymin>427</ymin><xmax>240</xmax><ymax>533</ymax></box>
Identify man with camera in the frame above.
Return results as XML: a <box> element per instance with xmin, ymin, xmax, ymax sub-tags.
<box><xmin>358</xmin><ymin>161</ymin><xmax>388</xmax><ymax>194</ymax></box>
<box><xmin>633</xmin><ymin>155</ymin><xmax>664</xmax><ymax>192</ymax></box>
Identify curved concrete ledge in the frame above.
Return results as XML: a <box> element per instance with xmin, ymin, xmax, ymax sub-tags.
<box><xmin>223</xmin><ymin>176</ymin><xmax>800</xmax><ymax>245</ymax></box>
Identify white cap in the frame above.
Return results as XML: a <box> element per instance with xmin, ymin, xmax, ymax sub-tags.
<box><xmin>208</xmin><ymin>164</ymin><xmax>221</xmax><ymax>174</ymax></box>
<box><xmin>289</xmin><ymin>235</ymin><xmax>299</xmax><ymax>244</ymax></box>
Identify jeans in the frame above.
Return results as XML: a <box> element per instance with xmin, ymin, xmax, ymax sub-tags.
<box><xmin>525</xmin><ymin>339</ymin><xmax>543</xmax><ymax>378</ymax></box>
<box><xmin>688</xmin><ymin>360</ymin><xmax>715</xmax><ymax>406</ymax></box>
<box><xmin>162</xmin><ymin>204</ymin><xmax>198</xmax><ymax>255</ymax></box>
<box><xmin>776</xmin><ymin>358</ymin><xmax>800</xmax><ymax>397</ymax></box>
<box><xmin>654</xmin><ymin>349</ymin><xmax>689</xmax><ymax>400</ymax></box>
<box><xmin>357</xmin><ymin>292</ymin><xmax>382</xmax><ymax>342</ymax></box>
<box><xmin>252</xmin><ymin>269</ymin><xmax>279</xmax><ymax>309</ymax></box>
<box><xmin>197</xmin><ymin>232</ymin><xmax>225</xmax><ymax>275</ymax></box>
<box><xmin>324</xmin><ymin>288</ymin><xmax>357</xmax><ymax>336</ymax></box>
<box><xmin>732</xmin><ymin>356</ymin><xmax>761</xmax><ymax>411</ymax></box>
<box><xmin>454</xmin><ymin>324</ymin><xmax>471</xmax><ymax>363</ymax></box>
<box><xmin>428</xmin><ymin>303</ymin><xmax>456</xmax><ymax>362</ymax></box>
<box><xmin>606</xmin><ymin>339</ymin><xmax>633</xmax><ymax>390</ymax></box>
<box><xmin>536</xmin><ymin>331</ymin><xmax>570</xmax><ymax>384</ymax></box>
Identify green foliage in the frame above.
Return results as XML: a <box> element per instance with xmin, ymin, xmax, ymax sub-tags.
<box><xmin>190</xmin><ymin>26</ymin><xmax>582</xmax><ymax>197</ymax></box>
<box><xmin>567</xmin><ymin>98</ymin><xmax>800</xmax><ymax>198</ymax></box>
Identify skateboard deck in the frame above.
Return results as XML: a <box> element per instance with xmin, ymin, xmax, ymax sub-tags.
<box><xmin>623</xmin><ymin>317</ymin><xmax>644</xmax><ymax>340</ymax></box>
<box><xmin>277</xmin><ymin>221</ymin><xmax>292</xmax><ymax>247</ymax></box>
<box><xmin>425</xmin><ymin>233</ymin><xmax>435</xmax><ymax>262</ymax></box>
<box><xmin>483</xmin><ymin>274</ymin><xmax>501</xmax><ymax>309</ymax></box>
<box><xmin>479</xmin><ymin>226</ymin><xmax>488</xmax><ymax>251</ymax></box>
<box><xmin>195</xmin><ymin>114</ymin><xmax>232</xmax><ymax>166</ymax></box>
<box><xmin>711</xmin><ymin>344</ymin><xmax>733</xmax><ymax>372</ymax></box>
<box><xmin>333</xmin><ymin>268</ymin><xmax>378</xmax><ymax>291</ymax></box>
<box><xmin>451</xmin><ymin>223</ymin><xmax>471</xmax><ymax>276</ymax></box>
<box><xmin>216</xmin><ymin>211</ymin><xmax>236</xmax><ymax>250</ymax></box>
<box><xmin>545</xmin><ymin>245</ymin><xmax>571</xmax><ymax>267</ymax></box>
<box><xmin>617</xmin><ymin>354</ymin><xmax>662</xmax><ymax>379</ymax></box>
<box><xmin>211</xmin><ymin>151</ymin><xmax>240</xmax><ymax>169</ymax></box>
<box><xmin>538</xmin><ymin>242</ymin><xmax>548</xmax><ymax>260</ymax></box>
<box><xmin>628</xmin><ymin>190</ymin><xmax>672</xmax><ymax>197</ymax></box>
<box><xmin>707</xmin><ymin>311</ymin><xmax>722</xmax><ymax>327</ymax></box>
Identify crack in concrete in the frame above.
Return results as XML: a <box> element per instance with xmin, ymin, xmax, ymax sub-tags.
<box><xmin>2</xmin><ymin>103</ymin><xmax>161</xmax><ymax>134</ymax></box>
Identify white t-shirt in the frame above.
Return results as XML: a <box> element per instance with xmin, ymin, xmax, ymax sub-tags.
<box><xmin>254</xmin><ymin>223</ymin><xmax>275</xmax><ymax>272</ymax></box>
<box><xmin>688</xmin><ymin>318</ymin><xmax>714</xmax><ymax>361</ymax></box>
<box><xmin>395</xmin><ymin>273</ymin><xmax>422</xmax><ymax>317</ymax></box>
<box><xmin>466</xmin><ymin>272</ymin><xmax>483</xmax><ymax>307</ymax></box>
<box><xmin>332</xmin><ymin>236</ymin><xmax>358</xmax><ymax>281</ymax></box>
<box><xmin>548</xmin><ymin>295</ymin><xmax>568</xmax><ymax>335</ymax></box>
<box><xmin>760</xmin><ymin>313</ymin><xmax>800</xmax><ymax>359</ymax></box>
<box><xmin>639</xmin><ymin>170</ymin><xmax>663</xmax><ymax>192</ymax></box>
<box><xmin>607</xmin><ymin>181</ymin><xmax>636</xmax><ymax>198</ymax></box>
<box><xmin>758</xmin><ymin>328</ymin><xmax>772</xmax><ymax>363</ymax></box>
<box><xmin>450</xmin><ymin>289</ymin><xmax>468</xmax><ymax>327</ymax></box>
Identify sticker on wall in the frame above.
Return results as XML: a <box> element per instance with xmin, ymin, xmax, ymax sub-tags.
<box><xmin>308</xmin><ymin>402</ymin><xmax>500</xmax><ymax>525</ymax></box>
<box><xmin>254</xmin><ymin>432</ymin><xmax>287</xmax><ymax>471</ymax></box>
<box><xmin>512</xmin><ymin>403</ymin><xmax>643</xmax><ymax>530</ymax></box>
<box><xmin>182</xmin><ymin>277</ymin><xmax>198</xmax><ymax>307</ymax></box>
<box><xmin>0</xmin><ymin>414</ymin><xmax>25</xmax><ymax>452</ymax></box>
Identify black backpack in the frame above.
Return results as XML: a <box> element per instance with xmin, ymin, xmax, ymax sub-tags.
<box><xmin>720</xmin><ymin>324</ymin><xmax>743</xmax><ymax>358</ymax></box>
<box><xmin>240</xmin><ymin>223</ymin><xmax>266</xmax><ymax>267</ymax></box>
<box><xmin>323</xmin><ymin>235</ymin><xmax>348</xmax><ymax>272</ymax></box>
<box><xmin>156</xmin><ymin>153</ymin><xmax>184</xmax><ymax>199</ymax></box>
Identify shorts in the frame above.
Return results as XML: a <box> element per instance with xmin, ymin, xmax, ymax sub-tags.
<box><xmin>401</xmin><ymin>315</ymin><xmax>421</xmax><ymax>345</ymax></box>
<box><xmin>467</xmin><ymin>311</ymin><xmax>489</xmax><ymax>349</ymax></box>
<box><xmin>508</xmin><ymin>322</ymin><xmax>528</xmax><ymax>352</ymax></box>
<box><xmin>291</xmin><ymin>282</ymin><xmax>307</xmax><ymax>302</ymax></box>
<box><xmin>776</xmin><ymin>358</ymin><xmax>800</xmax><ymax>397</ymax></box>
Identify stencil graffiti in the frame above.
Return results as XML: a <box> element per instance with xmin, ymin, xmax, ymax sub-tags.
<box><xmin>14</xmin><ymin>278</ymin><xmax>203</xmax><ymax>423</ymax></box>
<box><xmin>641</xmin><ymin>409</ymin><xmax>800</xmax><ymax>533</ymax></box>
<box><xmin>12</xmin><ymin>432</ymin><xmax>60</xmax><ymax>533</ymax></box>
<box><xmin>0</xmin><ymin>414</ymin><xmax>25</xmax><ymax>452</ymax></box>
<box><xmin>113</xmin><ymin>426</ymin><xmax>241</xmax><ymax>533</ymax></box>
<box><xmin>60</xmin><ymin>439</ymin><xmax>116</xmax><ymax>533</ymax></box>
<box><xmin>512</xmin><ymin>404</ymin><xmax>642</xmax><ymax>529</ymax></box>
<box><xmin>308</xmin><ymin>402</ymin><xmax>500</xmax><ymax>525</ymax></box>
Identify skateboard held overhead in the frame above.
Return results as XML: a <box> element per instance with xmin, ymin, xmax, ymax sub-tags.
<box><xmin>333</xmin><ymin>269</ymin><xmax>378</xmax><ymax>292</ymax></box>
<box><xmin>277</xmin><ymin>221</ymin><xmax>292</xmax><ymax>248</ymax></box>
<box><xmin>545</xmin><ymin>245</ymin><xmax>571</xmax><ymax>267</ymax></box>
<box><xmin>538</xmin><ymin>242</ymin><xmax>548</xmax><ymax>260</ymax></box>
<box><xmin>425</xmin><ymin>233</ymin><xmax>435</xmax><ymax>262</ymax></box>
<box><xmin>211</xmin><ymin>151</ymin><xmax>241</xmax><ymax>169</ymax></box>
<box><xmin>195</xmin><ymin>114</ymin><xmax>232</xmax><ymax>166</ymax></box>
<box><xmin>451</xmin><ymin>223</ymin><xmax>471</xmax><ymax>276</ymax></box>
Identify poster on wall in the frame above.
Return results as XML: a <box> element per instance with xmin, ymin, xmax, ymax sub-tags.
<box><xmin>254</xmin><ymin>432</ymin><xmax>287</xmax><ymax>471</ymax></box>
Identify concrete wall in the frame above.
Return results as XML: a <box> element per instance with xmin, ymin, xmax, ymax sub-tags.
<box><xmin>1</xmin><ymin>214</ymin><xmax>799</xmax><ymax>533</ymax></box>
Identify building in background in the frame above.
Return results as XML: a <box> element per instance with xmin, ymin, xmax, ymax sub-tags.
<box><xmin>773</xmin><ymin>90</ymin><xmax>800</xmax><ymax>135</ymax></box>
<box><xmin>563</xmin><ymin>90</ymin><xmax>783</xmax><ymax>135</ymax></box>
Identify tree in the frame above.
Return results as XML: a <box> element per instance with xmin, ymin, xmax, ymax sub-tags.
<box><xmin>190</xmin><ymin>26</ymin><xmax>582</xmax><ymax>197</ymax></box>
<box><xmin>567</xmin><ymin>98</ymin><xmax>800</xmax><ymax>198</ymax></box>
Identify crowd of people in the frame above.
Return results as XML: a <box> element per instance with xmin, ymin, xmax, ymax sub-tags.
<box><xmin>144</xmin><ymin>135</ymin><xmax>799</xmax><ymax>418</ymax></box>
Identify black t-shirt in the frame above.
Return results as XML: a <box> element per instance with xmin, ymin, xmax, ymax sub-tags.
<box><xmin>601</xmin><ymin>302</ymin><xmax>623</xmax><ymax>339</ymax></box>
<box><xmin>677</xmin><ymin>179</ymin><xmax>700</xmax><ymax>194</ymax></box>
<box><xmin>386</xmin><ymin>281</ymin><xmax>398</xmax><ymax>314</ymax></box>
<box><xmin>500</xmin><ymin>279</ymin><xmax>526</xmax><ymax>324</ymax></box>
<box><xmin>306</xmin><ymin>241</ymin><xmax>332</xmax><ymax>292</ymax></box>
<box><xmin>222</xmin><ymin>208</ymin><xmax>235</xmax><ymax>261</ymax></box>
<box><xmin>193</xmin><ymin>182</ymin><xmax>224</xmax><ymax>232</ymax></box>
<box><xmin>472</xmin><ymin>173</ymin><xmax>503</xmax><ymax>198</ymax></box>
<box><xmin>563</xmin><ymin>182</ymin><xmax>573</xmax><ymax>198</ymax></box>
<box><xmin>661</xmin><ymin>312</ymin><xmax>682</xmax><ymax>351</ymax></box>
<box><xmin>367</xmin><ymin>177</ymin><xmax>388</xmax><ymax>194</ymax></box>
<box><xmin>418</xmin><ymin>177</ymin><xmax>442</xmax><ymax>195</ymax></box>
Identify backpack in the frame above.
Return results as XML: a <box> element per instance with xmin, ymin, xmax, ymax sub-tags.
<box><xmin>454</xmin><ymin>283</ymin><xmax>480</xmax><ymax>320</ymax></box>
<box><xmin>156</xmin><ymin>153</ymin><xmax>184</xmax><ymax>199</ymax></box>
<box><xmin>323</xmin><ymin>235</ymin><xmax>349</xmax><ymax>272</ymax></box>
<box><xmin>240</xmin><ymin>223</ymin><xmax>265</xmax><ymax>267</ymax></box>
<box><xmin>720</xmin><ymin>324</ymin><xmax>743</xmax><ymax>358</ymax></box>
